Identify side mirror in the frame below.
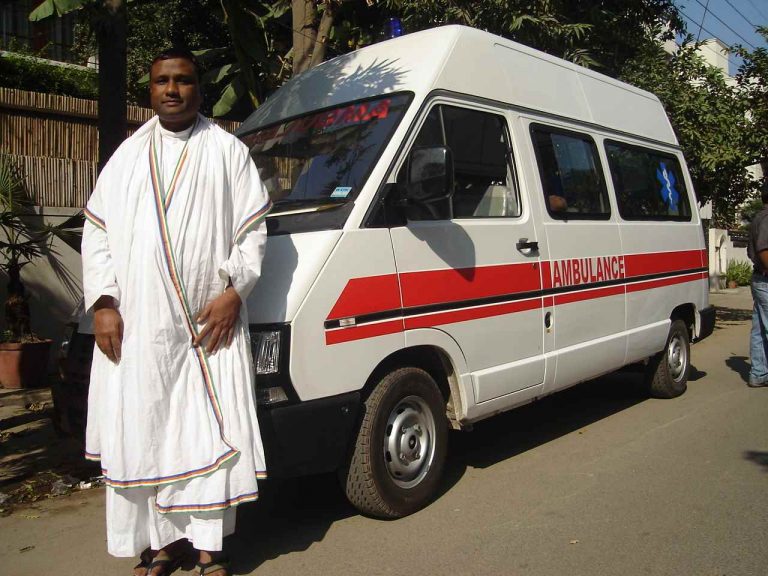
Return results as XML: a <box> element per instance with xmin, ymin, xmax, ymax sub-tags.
<box><xmin>405</xmin><ymin>146</ymin><xmax>454</xmax><ymax>220</ymax></box>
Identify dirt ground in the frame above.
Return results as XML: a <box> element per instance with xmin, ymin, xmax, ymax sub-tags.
<box><xmin>0</xmin><ymin>384</ymin><xmax>101</xmax><ymax>515</ymax></box>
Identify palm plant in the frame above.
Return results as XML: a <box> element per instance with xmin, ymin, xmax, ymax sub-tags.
<box><xmin>0</xmin><ymin>154</ymin><xmax>82</xmax><ymax>341</ymax></box>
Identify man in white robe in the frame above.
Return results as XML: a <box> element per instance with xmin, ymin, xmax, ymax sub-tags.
<box><xmin>82</xmin><ymin>48</ymin><xmax>271</xmax><ymax>576</ymax></box>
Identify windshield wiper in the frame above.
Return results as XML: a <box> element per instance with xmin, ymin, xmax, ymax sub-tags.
<box><xmin>273</xmin><ymin>197</ymin><xmax>348</xmax><ymax>208</ymax></box>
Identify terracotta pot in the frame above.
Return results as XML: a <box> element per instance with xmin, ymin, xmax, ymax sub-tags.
<box><xmin>728</xmin><ymin>280</ymin><xmax>738</xmax><ymax>289</ymax></box>
<box><xmin>0</xmin><ymin>340</ymin><xmax>52</xmax><ymax>389</ymax></box>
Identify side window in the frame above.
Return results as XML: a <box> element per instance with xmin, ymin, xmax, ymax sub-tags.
<box><xmin>531</xmin><ymin>125</ymin><xmax>611</xmax><ymax>220</ymax></box>
<box><xmin>605</xmin><ymin>141</ymin><xmax>692</xmax><ymax>221</ymax></box>
<box><xmin>398</xmin><ymin>105</ymin><xmax>521</xmax><ymax>220</ymax></box>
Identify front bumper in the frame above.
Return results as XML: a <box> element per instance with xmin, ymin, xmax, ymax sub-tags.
<box><xmin>697</xmin><ymin>306</ymin><xmax>716</xmax><ymax>342</ymax></box>
<box><xmin>257</xmin><ymin>391</ymin><xmax>361</xmax><ymax>478</ymax></box>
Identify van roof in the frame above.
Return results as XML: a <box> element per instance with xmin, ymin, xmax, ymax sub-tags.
<box><xmin>238</xmin><ymin>25</ymin><xmax>677</xmax><ymax>145</ymax></box>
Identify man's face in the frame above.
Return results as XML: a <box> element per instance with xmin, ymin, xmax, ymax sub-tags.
<box><xmin>149</xmin><ymin>58</ymin><xmax>202</xmax><ymax>129</ymax></box>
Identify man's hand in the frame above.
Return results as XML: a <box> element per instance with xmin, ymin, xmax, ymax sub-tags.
<box><xmin>195</xmin><ymin>288</ymin><xmax>241</xmax><ymax>354</ymax></box>
<box><xmin>93</xmin><ymin>296</ymin><xmax>123</xmax><ymax>364</ymax></box>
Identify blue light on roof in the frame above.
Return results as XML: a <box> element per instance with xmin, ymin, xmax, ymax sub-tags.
<box><xmin>385</xmin><ymin>18</ymin><xmax>404</xmax><ymax>39</ymax></box>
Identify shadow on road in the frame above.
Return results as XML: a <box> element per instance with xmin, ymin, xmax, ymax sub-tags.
<box><xmin>230</xmin><ymin>472</ymin><xmax>356</xmax><ymax>574</ymax></box>
<box><xmin>715</xmin><ymin>306</ymin><xmax>751</xmax><ymax>329</ymax></box>
<box><xmin>689</xmin><ymin>365</ymin><xmax>707</xmax><ymax>381</ymax></box>
<box><xmin>743</xmin><ymin>450</ymin><xmax>768</xmax><ymax>472</ymax></box>
<box><xmin>229</xmin><ymin>369</ymin><xmax>661</xmax><ymax>573</ymax></box>
<box><xmin>443</xmin><ymin>370</ymin><xmax>650</xmax><ymax>473</ymax></box>
<box><xmin>725</xmin><ymin>355</ymin><xmax>751</xmax><ymax>383</ymax></box>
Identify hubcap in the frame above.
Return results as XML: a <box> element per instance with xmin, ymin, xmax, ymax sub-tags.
<box><xmin>667</xmin><ymin>332</ymin><xmax>688</xmax><ymax>382</ymax></box>
<box><xmin>383</xmin><ymin>395</ymin><xmax>436</xmax><ymax>489</ymax></box>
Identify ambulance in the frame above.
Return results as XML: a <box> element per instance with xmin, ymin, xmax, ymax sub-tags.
<box><xmin>236</xmin><ymin>25</ymin><xmax>715</xmax><ymax>518</ymax></box>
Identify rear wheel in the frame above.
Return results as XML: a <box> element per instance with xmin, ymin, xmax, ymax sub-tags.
<box><xmin>340</xmin><ymin>367</ymin><xmax>448</xmax><ymax>518</ymax></box>
<box><xmin>645</xmin><ymin>318</ymin><xmax>690</xmax><ymax>398</ymax></box>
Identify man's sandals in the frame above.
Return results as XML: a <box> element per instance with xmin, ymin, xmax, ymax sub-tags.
<box><xmin>133</xmin><ymin>548</ymin><xmax>183</xmax><ymax>576</ymax></box>
<box><xmin>196</xmin><ymin>556</ymin><xmax>230</xmax><ymax>576</ymax></box>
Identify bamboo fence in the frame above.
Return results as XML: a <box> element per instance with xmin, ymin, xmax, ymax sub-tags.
<box><xmin>0</xmin><ymin>87</ymin><xmax>241</xmax><ymax>207</ymax></box>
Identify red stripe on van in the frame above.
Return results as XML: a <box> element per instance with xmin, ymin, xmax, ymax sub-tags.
<box><xmin>400</xmin><ymin>262</ymin><xmax>541</xmax><ymax>308</ymax></box>
<box><xmin>327</xmin><ymin>274</ymin><xmax>401</xmax><ymax>321</ymax></box>
<box><xmin>554</xmin><ymin>285</ymin><xmax>625</xmax><ymax>305</ymax></box>
<box><xmin>626</xmin><ymin>271</ymin><xmax>707</xmax><ymax>293</ymax></box>
<box><xmin>540</xmin><ymin>261</ymin><xmax>553</xmax><ymax>290</ymax></box>
<box><xmin>624</xmin><ymin>250</ymin><xmax>704</xmax><ymax>278</ymax></box>
<box><xmin>404</xmin><ymin>298</ymin><xmax>542</xmax><ymax>330</ymax></box>
<box><xmin>325</xmin><ymin>271</ymin><xmax>707</xmax><ymax>345</ymax></box>
<box><xmin>325</xmin><ymin>319</ymin><xmax>404</xmax><ymax>345</ymax></box>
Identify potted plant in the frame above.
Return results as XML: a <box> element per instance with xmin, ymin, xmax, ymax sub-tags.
<box><xmin>0</xmin><ymin>154</ymin><xmax>79</xmax><ymax>389</ymax></box>
<box><xmin>726</xmin><ymin>259</ymin><xmax>753</xmax><ymax>290</ymax></box>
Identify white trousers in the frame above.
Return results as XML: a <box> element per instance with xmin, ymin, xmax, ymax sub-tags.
<box><xmin>106</xmin><ymin>486</ymin><xmax>236</xmax><ymax>557</ymax></box>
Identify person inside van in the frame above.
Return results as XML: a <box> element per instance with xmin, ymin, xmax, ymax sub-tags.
<box><xmin>548</xmin><ymin>193</ymin><xmax>568</xmax><ymax>212</ymax></box>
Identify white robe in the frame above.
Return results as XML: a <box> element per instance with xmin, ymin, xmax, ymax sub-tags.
<box><xmin>81</xmin><ymin>114</ymin><xmax>271</xmax><ymax>555</ymax></box>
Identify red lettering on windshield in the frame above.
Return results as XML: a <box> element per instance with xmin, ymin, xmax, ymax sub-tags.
<box><xmin>250</xmin><ymin>98</ymin><xmax>393</xmax><ymax>146</ymax></box>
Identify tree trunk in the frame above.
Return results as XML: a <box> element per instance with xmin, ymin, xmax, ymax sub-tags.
<box><xmin>97</xmin><ymin>0</ymin><xmax>127</xmax><ymax>173</ymax></box>
<box><xmin>309</xmin><ymin>3</ymin><xmax>334</xmax><ymax>69</ymax></box>
<box><xmin>292</xmin><ymin>0</ymin><xmax>317</xmax><ymax>76</ymax></box>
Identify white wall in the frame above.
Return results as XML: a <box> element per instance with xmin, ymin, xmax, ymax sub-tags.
<box><xmin>709</xmin><ymin>227</ymin><xmax>749</xmax><ymax>289</ymax></box>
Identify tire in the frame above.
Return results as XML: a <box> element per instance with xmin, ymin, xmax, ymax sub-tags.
<box><xmin>645</xmin><ymin>318</ymin><xmax>691</xmax><ymax>399</ymax></box>
<box><xmin>340</xmin><ymin>367</ymin><xmax>448</xmax><ymax>519</ymax></box>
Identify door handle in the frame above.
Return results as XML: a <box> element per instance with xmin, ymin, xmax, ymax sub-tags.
<box><xmin>516</xmin><ymin>238</ymin><xmax>539</xmax><ymax>251</ymax></box>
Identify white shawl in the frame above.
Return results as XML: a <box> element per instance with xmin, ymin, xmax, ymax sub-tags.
<box><xmin>82</xmin><ymin>114</ymin><xmax>271</xmax><ymax>512</ymax></box>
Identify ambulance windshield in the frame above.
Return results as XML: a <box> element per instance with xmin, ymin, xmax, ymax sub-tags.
<box><xmin>243</xmin><ymin>94</ymin><xmax>410</xmax><ymax>214</ymax></box>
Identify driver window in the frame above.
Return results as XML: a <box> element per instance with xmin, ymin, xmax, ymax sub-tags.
<box><xmin>398</xmin><ymin>104</ymin><xmax>521</xmax><ymax>220</ymax></box>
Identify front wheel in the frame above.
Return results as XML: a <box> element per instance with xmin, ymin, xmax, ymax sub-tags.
<box><xmin>340</xmin><ymin>367</ymin><xmax>448</xmax><ymax>518</ymax></box>
<box><xmin>645</xmin><ymin>318</ymin><xmax>691</xmax><ymax>398</ymax></box>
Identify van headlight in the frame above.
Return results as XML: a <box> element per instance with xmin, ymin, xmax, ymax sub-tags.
<box><xmin>251</xmin><ymin>330</ymin><xmax>281</xmax><ymax>375</ymax></box>
<box><xmin>249</xmin><ymin>325</ymin><xmax>291</xmax><ymax>406</ymax></box>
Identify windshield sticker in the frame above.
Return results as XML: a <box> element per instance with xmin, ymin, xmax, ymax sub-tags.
<box><xmin>656</xmin><ymin>162</ymin><xmax>679</xmax><ymax>212</ymax></box>
<box><xmin>331</xmin><ymin>186</ymin><xmax>352</xmax><ymax>198</ymax></box>
<box><xmin>250</xmin><ymin>98</ymin><xmax>393</xmax><ymax>146</ymax></box>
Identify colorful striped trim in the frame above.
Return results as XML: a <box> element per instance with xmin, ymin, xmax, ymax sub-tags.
<box><xmin>234</xmin><ymin>201</ymin><xmax>273</xmax><ymax>243</ymax></box>
<box><xmin>83</xmin><ymin>208</ymin><xmax>106</xmax><ymax>231</ymax></box>
<box><xmin>155</xmin><ymin>490</ymin><xmax>259</xmax><ymax>514</ymax></box>
<box><xmin>84</xmin><ymin>451</ymin><xmax>101</xmax><ymax>462</ymax></box>
<box><xmin>150</xmin><ymin>165</ymin><xmax>231</xmax><ymax>437</ymax></box>
<box><xmin>149</xmin><ymin>118</ymin><xmax>197</xmax><ymax>211</ymax></box>
<box><xmin>256</xmin><ymin>471</ymin><xmax>267</xmax><ymax>480</ymax></box>
<box><xmin>144</xmin><ymin>125</ymin><xmax>246</xmax><ymax>490</ymax></box>
<box><xmin>103</xmin><ymin>448</ymin><xmax>238</xmax><ymax>489</ymax></box>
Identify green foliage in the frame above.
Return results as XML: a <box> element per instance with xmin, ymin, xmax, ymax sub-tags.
<box><xmin>209</xmin><ymin>0</ymin><xmax>686</xmax><ymax>117</ymax></box>
<box><xmin>733</xmin><ymin>27</ymin><xmax>768</xmax><ymax>185</ymax></box>
<box><xmin>621</xmin><ymin>40</ymin><xmax>758</xmax><ymax>227</ymax></box>
<box><xmin>741</xmin><ymin>196</ymin><xmax>765</xmax><ymax>225</ymax></box>
<box><xmin>0</xmin><ymin>51</ymin><xmax>97</xmax><ymax>99</ymax></box>
<box><xmin>70</xmin><ymin>0</ymin><xmax>231</xmax><ymax>111</ymax></box>
<box><xmin>726</xmin><ymin>259</ymin><xmax>753</xmax><ymax>286</ymax></box>
<box><xmin>28</xmin><ymin>0</ymin><xmax>87</xmax><ymax>21</ymax></box>
<box><xmin>0</xmin><ymin>154</ymin><xmax>83</xmax><ymax>340</ymax></box>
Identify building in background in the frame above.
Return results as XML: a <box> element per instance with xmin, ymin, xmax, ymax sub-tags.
<box><xmin>1</xmin><ymin>0</ymin><xmax>76</xmax><ymax>62</ymax></box>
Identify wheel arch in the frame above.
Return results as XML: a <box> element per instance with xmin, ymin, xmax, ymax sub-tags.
<box><xmin>671</xmin><ymin>303</ymin><xmax>696</xmax><ymax>338</ymax></box>
<box><xmin>360</xmin><ymin>343</ymin><xmax>467</xmax><ymax>430</ymax></box>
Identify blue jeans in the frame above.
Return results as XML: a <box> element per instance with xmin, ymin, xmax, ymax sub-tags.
<box><xmin>750</xmin><ymin>274</ymin><xmax>768</xmax><ymax>384</ymax></box>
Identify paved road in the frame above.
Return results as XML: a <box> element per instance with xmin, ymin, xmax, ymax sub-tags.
<box><xmin>1</xmin><ymin>288</ymin><xmax>766</xmax><ymax>576</ymax></box>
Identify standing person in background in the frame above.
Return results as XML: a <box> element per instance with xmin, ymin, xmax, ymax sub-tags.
<box><xmin>82</xmin><ymin>48</ymin><xmax>272</xmax><ymax>576</ymax></box>
<box><xmin>747</xmin><ymin>181</ymin><xmax>768</xmax><ymax>389</ymax></box>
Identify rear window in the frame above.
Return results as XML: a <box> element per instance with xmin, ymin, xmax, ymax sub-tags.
<box><xmin>605</xmin><ymin>141</ymin><xmax>692</xmax><ymax>221</ymax></box>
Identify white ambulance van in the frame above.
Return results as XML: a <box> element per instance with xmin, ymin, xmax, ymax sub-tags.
<box><xmin>236</xmin><ymin>25</ymin><xmax>715</xmax><ymax>518</ymax></box>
